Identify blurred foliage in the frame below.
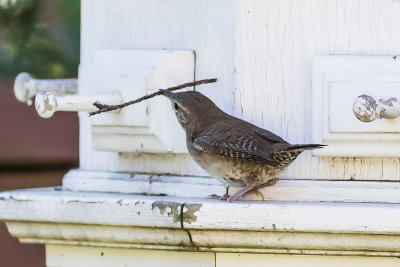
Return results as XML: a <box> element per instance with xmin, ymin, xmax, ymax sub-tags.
<box><xmin>0</xmin><ymin>0</ymin><xmax>80</xmax><ymax>78</ymax></box>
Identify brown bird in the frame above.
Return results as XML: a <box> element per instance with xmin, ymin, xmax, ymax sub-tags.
<box><xmin>159</xmin><ymin>89</ymin><xmax>324</xmax><ymax>202</ymax></box>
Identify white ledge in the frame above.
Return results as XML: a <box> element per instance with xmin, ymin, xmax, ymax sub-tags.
<box><xmin>63</xmin><ymin>169</ymin><xmax>400</xmax><ymax>203</ymax></box>
<box><xmin>1</xmin><ymin>188</ymin><xmax>400</xmax><ymax>256</ymax></box>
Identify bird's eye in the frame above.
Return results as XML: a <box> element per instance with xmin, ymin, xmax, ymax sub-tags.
<box><xmin>174</xmin><ymin>103</ymin><xmax>180</xmax><ymax>110</ymax></box>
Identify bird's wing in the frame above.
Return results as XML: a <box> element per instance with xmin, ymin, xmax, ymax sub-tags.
<box><xmin>192</xmin><ymin>125</ymin><xmax>281</xmax><ymax>166</ymax></box>
<box><xmin>253</xmin><ymin>127</ymin><xmax>287</xmax><ymax>144</ymax></box>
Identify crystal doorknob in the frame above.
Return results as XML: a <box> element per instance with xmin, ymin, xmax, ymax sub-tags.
<box><xmin>35</xmin><ymin>91</ymin><xmax>122</xmax><ymax>118</ymax></box>
<box><xmin>14</xmin><ymin>72</ymin><xmax>78</xmax><ymax>105</ymax></box>
<box><xmin>353</xmin><ymin>94</ymin><xmax>400</xmax><ymax>122</ymax></box>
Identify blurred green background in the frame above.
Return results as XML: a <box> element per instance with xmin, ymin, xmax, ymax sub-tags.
<box><xmin>0</xmin><ymin>1</ymin><xmax>80</xmax><ymax>266</ymax></box>
<box><xmin>0</xmin><ymin>0</ymin><xmax>80</xmax><ymax>78</ymax></box>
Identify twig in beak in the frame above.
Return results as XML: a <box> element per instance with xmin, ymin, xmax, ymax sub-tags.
<box><xmin>89</xmin><ymin>78</ymin><xmax>217</xmax><ymax>116</ymax></box>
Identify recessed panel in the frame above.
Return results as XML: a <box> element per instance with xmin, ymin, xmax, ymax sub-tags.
<box><xmin>329</xmin><ymin>81</ymin><xmax>400</xmax><ymax>133</ymax></box>
<box><xmin>312</xmin><ymin>55</ymin><xmax>400</xmax><ymax>157</ymax></box>
<box><xmin>88</xmin><ymin>49</ymin><xmax>195</xmax><ymax>153</ymax></box>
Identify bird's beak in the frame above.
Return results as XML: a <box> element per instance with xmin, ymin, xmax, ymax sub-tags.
<box><xmin>159</xmin><ymin>89</ymin><xmax>175</xmax><ymax>99</ymax></box>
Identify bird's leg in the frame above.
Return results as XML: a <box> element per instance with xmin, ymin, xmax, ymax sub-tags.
<box><xmin>252</xmin><ymin>177</ymin><xmax>279</xmax><ymax>191</ymax></box>
<box><xmin>246</xmin><ymin>190</ymin><xmax>265</xmax><ymax>201</ymax></box>
<box><xmin>227</xmin><ymin>181</ymin><xmax>257</xmax><ymax>202</ymax></box>
<box><xmin>209</xmin><ymin>178</ymin><xmax>279</xmax><ymax>202</ymax></box>
<box><xmin>242</xmin><ymin>177</ymin><xmax>279</xmax><ymax>200</ymax></box>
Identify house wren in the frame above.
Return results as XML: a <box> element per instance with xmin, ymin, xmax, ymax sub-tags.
<box><xmin>159</xmin><ymin>89</ymin><xmax>324</xmax><ymax>202</ymax></box>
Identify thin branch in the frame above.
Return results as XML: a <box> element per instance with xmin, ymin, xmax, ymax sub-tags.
<box><xmin>89</xmin><ymin>78</ymin><xmax>217</xmax><ymax>116</ymax></box>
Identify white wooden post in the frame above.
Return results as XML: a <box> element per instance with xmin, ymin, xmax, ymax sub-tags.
<box><xmin>14</xmin><ymin>72</ymin><xmax>78</xmax><ymax>105</ymax></box>
<box><xmin>35</xmin><ymin>91</ymin><xmax>122</xmax><ymax>118</ymax></box>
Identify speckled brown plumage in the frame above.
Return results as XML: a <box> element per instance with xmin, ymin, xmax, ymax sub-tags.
<box><xmin>159</xmin><ymin>89</ymin><xmax>324</xmax><ymax>202</ymax></box>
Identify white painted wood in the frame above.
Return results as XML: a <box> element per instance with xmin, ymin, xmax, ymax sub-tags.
<box><xmin>1</xmin><ymin>188</ymin><xmax>399</xmax><ymax>234</ymax></box>
<box><xmin>19</xmin><ymin>229</ymin><xmax>400</xmax><ymax>257</ymax></box>
<box><xmin>63</xmin><ymin>169</ymin><xmax>227</xmax><ymax>199</ymax></box>
<box><xmin>2</xmin><ymin>189</ymin><xmax>400</xmax><ymax>256</ymax></box>
<box><xmin>330</xmin><ymin>81</ymin><xmax>400</xmax><ymax>133</ymax></box>
<box><xmin>213</xmin><ymin>248</ymin><xmax>400</xmax><ymax>257</ymax></box>
<box><xmin>146</xmin><ymin>51</ymin><xmax>195</xmax><ymax>153</ymax></box>
<box><xmin>86</xmin><ymin>49</ymin><xmax>194</xmax><ymax>153</ymax></box>
<box><xmin>79</xmin><ymin>0</ymin><xmax>235</xmax><ymax>174</ymax></box>
<box><xmin>46</xmin><ymin>245</ymin><xmax>214</xmax><ymax>267</ymax></box>
<box><xmin>217</xmin><ymin>253</ymin><xmax>400</xmax><ymax>267</ymax></box>
<box><xmin>234</xmin><ymin>0</ymin><xmax>400</xmax><ymax>180</ymax></box>
<box><xmin>332</xmin><ymin>84</ymin><xmax>400</xmax><ymax>131</ymax></box>
<box><xmin>11</xmin><ymin>1</ymin><xmax>400</xmax><ymax>180</ymax></box>
<box><xmin>0</xmin><ymin>188</ymin><xmax>185</xmax><ymax>228</ymax></box>
<box><xmin>193</xmin><ymin>230</ymin><xmax>400</xmax><ymax>256</ymax></box>
<box><xmin>63</xmin><ymin>169</ymin><xmax>400</xmax><ymax>204</ymax></box>
<box><xmin>183</xmin><ymin>200</ymin><xmax>400</xmax><ymax>234</ymax></box>
<box><xmin>311</xmin><ymin>56</ymin><xmax>400</xmax><ymax>157</ymax></box>
<box><xmin>14</xmin><ymin>72</ymin><xmax>78</xmax><ymax>105</ymax></box>
<box><xmin>8</xmin><ymin>221</ymin><xmax>192</xmax><ymax>249</ymax></box>
<box><xmin>77</xmin><ymin>0</ymin><xmax>400</xmax><ymax>179</ymax></box>
<box><xmin>80</xmin><ymin>151</ymin><xmax>208</xmax><ymax>176</ymax></box>
<box><xmin>92</xmin><ymin>126</ymin><xmax>172</xmax><ymax>153</ymax></box>
<box><xmin>88</xmin><ymin>50</ymin><xmax>194</xmax><ymax>128</ymax></box>
<box><xmin>34</xmin><ymin>91</ymin><xmax>121</xmax><ymax>118</ymax></box>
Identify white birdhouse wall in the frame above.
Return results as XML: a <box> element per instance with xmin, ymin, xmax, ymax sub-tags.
<box><xmin>233</xmin><ymin>0</ymin><xmax>400</xmax><ymax>181</ymax></box>
<box><xmin>79</xmin><ymin>0</ymin><xmax>400</xmax><ymax>181</ymax></box>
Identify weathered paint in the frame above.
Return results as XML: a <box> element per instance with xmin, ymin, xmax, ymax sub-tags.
<box><xmin>182</xmin><ymin>204</ymin><xmax>202</xmax><ymax>224</ymax></box>
<box><xmin>151</xmin><ymin>201</ymin><xmax>181</xmax><ymax>223</ymax></box>
<box><xmin>3</xmin><ymin>189</ymin><xmax>400</xmax><ymax>256</ymax></box>
<box><xmin>353</xmin><ymin>94</ymin><xmax>400</xmax><ymax>122</ymax></box>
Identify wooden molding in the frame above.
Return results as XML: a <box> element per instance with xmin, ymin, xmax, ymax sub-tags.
<box><xmin>63</xmin><ymin>169</ymin><xmax>400</xmax><ymax>203</ymax></box>
<box><xmin>2</xmin><ymin>186</ymin><xmax>400</xmax><ymax>256</ymax></box>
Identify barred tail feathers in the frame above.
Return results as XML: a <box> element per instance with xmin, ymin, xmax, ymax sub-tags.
<box><xmin>272</xmin><ymin>144</ymin><xmax>326</xmax><ymax>166</ymax></box>
<box><xmin>287</xmin><ymin>144</ymin><xmax>326</xmax><ymax>152</ymax></box>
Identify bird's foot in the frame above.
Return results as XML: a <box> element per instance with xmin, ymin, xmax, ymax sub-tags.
<box><xmin>207</xmin><ymin>193</ymin><xmax>229</xmax><ymax>201</ymax></box>
<box><xmin>208</xmin><ymin>179</ymin><xmax>278</xmax><ymax>202</ymax></box>
<box><xmin>226</xmin><ymin>181</ymin><xmax>258</xmax><ymax>202</ymax></box>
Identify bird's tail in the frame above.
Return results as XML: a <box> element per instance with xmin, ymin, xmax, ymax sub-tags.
<box><xmin>272</xmin><ymin>144</ymin><xmax>326</xmax><ymax>166</ymax></box>
<box><xmin>288</xmin><ymin>144</ymin><xmax>326</xmax><ymax>152</ymax></box>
